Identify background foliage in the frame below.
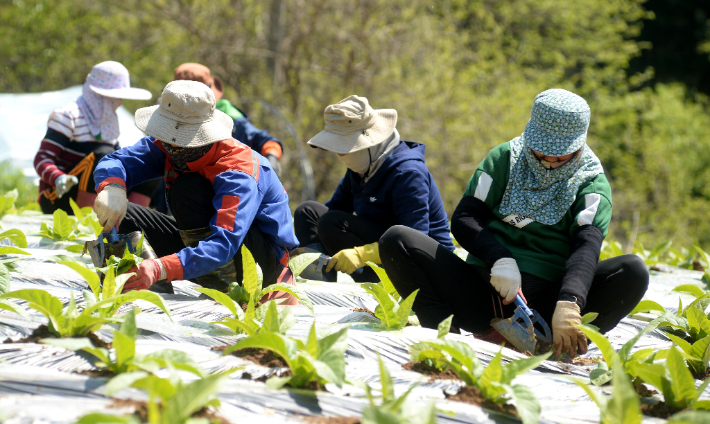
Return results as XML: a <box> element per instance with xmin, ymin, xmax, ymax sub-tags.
<box><xmin>2</xmin><ymin>0</ymin><xmax>710</xmax><ymax>251</ymax></box>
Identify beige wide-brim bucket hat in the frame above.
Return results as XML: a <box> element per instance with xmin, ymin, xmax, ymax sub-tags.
<box><xmin>135</xmin><ymin>80</ymin><xmax>233</xmax><ymax>147</ymax></box>
<box><xmin>308</xmin><ymin>95</ymin><xmax>397</xmax><ymax>154</ymax></box>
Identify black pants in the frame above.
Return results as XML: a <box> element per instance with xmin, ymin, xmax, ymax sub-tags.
<box><xmin>379</xmin><ymin>225</ymin><xmax>649</xmax><ymax>334</ymax></box>
<box><xmin>40</xmin><ymin>145</ymin><xmax>161</xmax><ymax>215</ymax></box>
<box><xmin>118</xmin><ymin>173</ymin><xmax>284</xmax><ymax>285</ymax></box>
<box><xmin>294</xmin><ymin>201</ymin><xmax>389</xmax><ymax>282</ymax></box>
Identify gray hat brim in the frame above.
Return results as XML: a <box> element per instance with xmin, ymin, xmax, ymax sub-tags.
<box><xmin>307</xmin><ymin>109</ymin><xmax>397</xmax><ymax>154</ymax></box>
<box><xmin>89</xmin><ymin>85</ymin><xmax>153</xmax><ymax>100</ymax></box>
<box><xmin>135</xmin><ymin>105</ymin><xmax>234</xmax><ymax>147</ymax></box>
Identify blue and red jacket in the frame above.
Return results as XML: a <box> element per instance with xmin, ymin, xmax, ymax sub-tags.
<box><xmin>94</xmin><ymin>136</ymin><xmax>299</xmax><ymax>282</ymax></box>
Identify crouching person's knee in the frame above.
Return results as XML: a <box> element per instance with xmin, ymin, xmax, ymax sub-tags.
<box><xmin>622</xmin><ymin>254</ymin><xmax>650</xmax><ymax>298</ymax></box>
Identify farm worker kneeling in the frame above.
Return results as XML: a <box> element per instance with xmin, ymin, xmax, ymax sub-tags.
<box><xmin>378</xmin><ymin>89</ymin><xmax>649</xmax><ymax>357</ymax></box>
<box><xmin>293</xmin><ymin>95</ymin><xmax>454</xmax><ymax>283</ymax></box>
<box><xmin>173</xmin><ymin>63</ymin><xmax>285</xmax><ymax>176</ymax></box>
<box><xmin>34</xmin><ymin>61</ymin><xmax>161</xmax><ymax>214</ymax></box>
<box><xmin>92</xmin><ymin>80</ymin><xmax>299</xmax><ymax>300</ymax></box>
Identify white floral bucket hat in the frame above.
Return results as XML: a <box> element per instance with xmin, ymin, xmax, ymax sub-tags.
<box><xmin>521</xmin><ymin>88</ymin><xmax>590</xmax><ymax>156</ymax></box>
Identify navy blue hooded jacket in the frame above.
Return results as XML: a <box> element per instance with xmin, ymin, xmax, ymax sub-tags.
<box><xmin>325</xmin><ymin>141</ymin><xmax>455</xmax><ymax>251</ymax></box>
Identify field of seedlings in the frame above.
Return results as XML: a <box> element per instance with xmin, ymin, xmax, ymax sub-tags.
<box><xmin>0</xmin><ymin>189</ymin><xmax>709</xmax><ymax>424</ymax></box>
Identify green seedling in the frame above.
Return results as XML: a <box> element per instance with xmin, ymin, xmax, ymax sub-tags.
<box><xmin>599</xmin><ymin>240</ymin><xmax>624</xmax><ymax>261</ymax></box>
<box><xmin>358</xmin><ymin>354</ymin><xmax>437</xmax><ymax>424</ymax></box>
<box><xmin>660</xmin><ymin>333</ymin><xmax>710</xmax><ymax>378</ymax></box>
<box><xmin>223</xmin><ymin>322</ymin><xmax>348</xmax><ymax>390</ymax></box>
<box><xmin>69</xmin><ymin>198</ymin><xmax>103</xmax><ymax>238</ymax></box>
<box><xmin>693</xmin><ymin>246</ymin><xmax>710</xmax><ymax>287</ymax></box>
<box><xmin>0</xmin><ymin>266</ymin><xmax>171</xmax><ymax>338</ymax></box>
<box><xmin>42</xmin><ymin>309</ymin><xmax>203</xmax><ymax>377</ymax></box>
<box><xmin>0</xmin><ymin>189</ymin><xmax>19</xmax><ymax>223</ymax></box>
<box><xmin>198</xmin><ymin>245</ymin><xmax>312</xmax><ymax>334</ymax></box>
<box><xmin>75</xmin><ymin>414</ymin><xmax>140</xmax><ymax>424</ymax></box>
<box><xmin>633</xmin><ymin>240</ymin><xmax>673</xmax><ymax>268</ymax></box>
<box><xmin>577</xmin><ymin>320</ymin><xmax>662</xmax><ymax>386</ymax></box>
<box><xmin>667</xmin><ymin>410</ymin><xmax>710</xmax><ymax>423</ymax></box>
<box><xmin>0</xmin><ymin>227</ymin><xmax>30</xmax><ymax>295</ymax></box>
<box><xmin>409</xmin><ymin>339</ymin><xmax>550</xmax><ymax>424</ymax></box>
<box><xmin>102</xmin><ymin>370</ymin><xmax>231</xmax><ymax>424</ymax></box>
<box><xmin>361</xmin><ymin>279</ymin><xmax>418</xmax><ymax>331</ymax></box>
<box><xmin>571</xmin><ymin>361</ymin><xmax>643</xmax><ymax>424</ymax></box>
<box><xmin>627</xmin><ymin>346</ymin><xmax>710</xmax><ymax>412</ymax></box>
<box><xmin>197</xmin><ymin>289</ymin><xmax>295</xmax><ymax>336</ymax></box>
<box><xmin>630</xmin><ymin>295</ymin><xmax>710</xmax><ymax>344</ymax></box>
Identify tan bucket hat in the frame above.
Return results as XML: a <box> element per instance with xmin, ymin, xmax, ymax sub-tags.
<box><xmin>134</xmin><ymin>80</ymin><xmax>233</xmax><ymax>147</ymax></box>
<box><xmin>307</xmin><ymin>95</ymin><xmax>397</xmax><ymax>154</ymax></box>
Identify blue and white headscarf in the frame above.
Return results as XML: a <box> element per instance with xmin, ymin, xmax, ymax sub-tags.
<box><xmin>498</xmin><ymin>89</ymin><xmax>604</xmax><ymax>225</ymax></box>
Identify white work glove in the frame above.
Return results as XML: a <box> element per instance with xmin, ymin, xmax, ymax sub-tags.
<box><xmin>94</xmin><ymin>185</ymin><xmax>127</xmax><ymax>232</ymax></box>
<box><xmin>489</xmin><ymin>258</ymin><xmax>521</xmax><ymax>303</ymax></box>
<box><xmin>552</xmin><ymin>300</ymin><xmax>588</xmax><ymax>357</ymax></box>
<box><xmin>55</xmin><ymin>175</ymin><xmax>78</xmax><ymax>199</ymax></box>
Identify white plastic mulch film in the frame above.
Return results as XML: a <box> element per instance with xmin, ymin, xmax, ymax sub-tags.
<box><xmin>0</xmin><ymin>211</ymin><xmax>707</xmax><ymax>424</ymax></box>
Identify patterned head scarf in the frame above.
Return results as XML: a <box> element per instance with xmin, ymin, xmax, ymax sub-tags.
<box><xmin>76</xmin><ymin>61</ymin><xmax>151</xmax><ymax>141</ymax></box>
<box><xmin>76</xmin><ymin>62</ymin><xmax>128</xmax><ymax>141</ymax></box>
<box><xmin>498</xmin><ymin>89</ymin><xmax>604</xmax><ymax>225</ymax></box>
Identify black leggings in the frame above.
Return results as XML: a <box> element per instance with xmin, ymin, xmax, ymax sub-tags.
<box><xmin>379</xmin><ymin>225</ymin><xmax>649</xmax><ymax>334</ymax></box>
<box><xmin>294</xmin><ymin>201</ymin><xmax>389</xmax><ymax>282</ymax></box>
<box><xmin>119</xmin><ymin>173</ymin><xmax>284</xmax><ymax>285</ymax></box>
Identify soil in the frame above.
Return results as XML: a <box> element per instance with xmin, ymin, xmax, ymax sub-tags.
<box><xmin>693</xmin><ymin>260</ymin><xmax>705</xmax><ymax>271</ymax></box>
<box><xmin>299</xmin><ymin>416</ymin><xmax>360</xmax><ymax>424</ymax></box>
<box><xmin>109</xmin><ymin>398</ymin><xmax>230</xmax><ymax>424</ymax></box>
<box><xmin>351</xmin><ymin>308</ymin><xmax>376</xmax><ymax>318</ymax></box>
<box><xmin>402</xmin><ymin>361</ymin><xmax>461</xmax><ymax>382</ymax></box>
<box><xmin>213</xmin><ymin>346</ymin><xmax>288</xmax><ymax>368</ymax></box>
<box><xmin>536</xmin><ymin>340</ymin><xmax>552</xmax><ymax>354</ymax></box>
<box><xmin>572</xmin><ymin>356</ymin><xmax>601</xmax><ymax>366</ymax></box>
<box><xmin>691</xmin><ymin>368</ymin><xmax>710</xmax><ymax>381</ymax></box>
<box><xmin>634</xmin><ymin>381</ymin><xmax>659</xmax><ymax>397</ymax></box>
<box><xmin>240</xmin><ymin>302</ymin><xmax>248</xmax><ymax>312</ymax></box>
<box><xmin>445</xmin><ymin>386</ymin><xmax>519</xmax><ymax>417</ymax></box>
<box><xmin>640</xmin><ymin>401</ymin><xmax>680</xmax><ymax>419</ymax></box>
<box><xmin>3</xmin><ymin>325</ymin><xmax>112</xmax><ymax>349</ymax></box>
<box><xmin>76</xmin><ymin>369</ymin><xmax>116</xmax><ymax>378</ymax></box>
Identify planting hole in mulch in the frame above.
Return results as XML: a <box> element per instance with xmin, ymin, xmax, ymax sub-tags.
<box><xmin>299</xmin><ymin>415</ymin><xmax>361</xmax><ymax>424</ymax></box>
<box><xmin>212</xmin><ymin>346</ymin><xmax>288</xmax><ymax>368</ymax></box>
<box><xmin>240</xmin><ymin>302</ymin><xmax>248</xmax><ymax>312</ymax></box>
<box><xmin>634</xmin><ymin>381</ymin><xmax>658</xmax><ymax>397</ymax></box>
<box><xmin>572</xmin><ymin>356</ymin><xmax>600</xmax><ymax>366</ymax></box>
<box><xmin>640</xmin><ymin>401</ymin><xmax>680</xmax><ymax>419</ymax></box>
<box><xmin>76</xmin><ymin>369</ymin><xmax>116</xmax><ymax>378</ymax></box>
<box><xmin>351</xmin><ymin>308</ymin><xmax>375</xmax><ymax>317</ymax></box>
<box><xmin>445</xmin><ymin>385</ymin><xmax>519</xmax><ymax>417</ymax></box>
<box><xmin>109</xmin><ymin>398</ymin><xmax>229</xmax><ymax>424</ymax></box>
<box><xmin>692</xmin><ymin>368</ymin><xmax>710</xmax><ymax>381</ymax></box>
<box><xmin>402</xmin><ymin>361</ymin><xmax>461</xmax><ymax>382</ymax></box>
<box><xmin>3</xmin><ymin>325</ymin><xmax>111</xmax><ymax>349</ymax></box>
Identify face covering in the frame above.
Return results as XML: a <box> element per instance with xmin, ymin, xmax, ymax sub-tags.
<box><xmin>163</xmin><ymin>143</ymin><xmax>214</xmax><ymax>172</ymax></box>
<box><xmin>76</xmin><ymin>83</ymin><xmax>123</xmax><ymax>141</ymax></box>
<box><xmin>337</xmin><ymin>129</ymin><xmax>401</xmax><ymax>177</ymax></box>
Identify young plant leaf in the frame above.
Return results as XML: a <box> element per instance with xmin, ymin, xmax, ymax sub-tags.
<box><xmin>629</xmin><ymin>300</ymin><xmax>666</xmax><ymax>315</ymax></box>
<box><xmin>437</xmin><ymin>315</ymin><xmax>453</xmax><ymax>338</ymax></box>
<box><xmin>58</xmin><ymin>260</ymin><xmax>101</xmax><ymax>298</ymax></box>
<box><xmin>395</xmin><ymin>289</ymin><xmax>419</xmax><ymax>330</ymax></box>
<box><xmin>366</xmin><ymin>262</ymin><xmax>400</xmax><ymax>301</ymax></box>
<box><xmin>288</xmin><ymin>252</ymin><xmax>321</xmax><ymax>278</ymax></box>
<box><xmin>242</xmin><ymin>245</ymin><xmax>261</xmax><ymax>301</ymax></box>
<box><xmin>673</xmin><ymin>284</ymin><xmax>707</xmax><ymax>299</ymax></box>
<box><xmin>260</xmin><ymin>282</ymin><xmax>314</xmax><ymax>314</ymax></box>
<box><xmin>0</xmin><ymin>246</ymin><xmax>30</xmax><ymax>256</ymax></box>
<box><xmin>196</xmin><ymin>287</ymin><xmax>239</xmax><ymax>318</ymax></box>
<box><xmin>504</xmin><ymin>383</ymin><xmax>541</xmax><ymax>424</ymax></box>
<box><xmin>0</xmin><ymin>263</ymin><xmax>9</xmax><ymax>295</ymax></box>
<box><xmin>0</xmin><ymin>229</ymin><xmax>27</xmax><ymax>248</ymax></box>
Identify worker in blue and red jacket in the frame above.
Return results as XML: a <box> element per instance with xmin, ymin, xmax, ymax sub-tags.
<box><xmin>92</xmin><ymin>80</ymin><xmax>299</xmax><ymax>298</ymax></box>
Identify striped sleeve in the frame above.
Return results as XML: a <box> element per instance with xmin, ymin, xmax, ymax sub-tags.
<box><xmin>34</xmin><ymin>128</ymin><xmax>71</xmax><ymax>186</ymax></box>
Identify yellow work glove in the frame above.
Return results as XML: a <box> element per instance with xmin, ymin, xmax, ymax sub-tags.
<box><xmin>326</xmin><ymin>242</ymin><xmax>380</xmax><ymax>275</ymax></box>
<box><xmin>552</xmin><ymin>300</ymin><xmax>588</xmax><ymax>358</ymax></box>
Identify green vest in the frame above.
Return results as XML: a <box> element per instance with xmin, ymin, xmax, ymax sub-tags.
<box><xmin>463</xmin><ymin>142</ymin><xmax>612</xmax><ymax>282</ymax></box>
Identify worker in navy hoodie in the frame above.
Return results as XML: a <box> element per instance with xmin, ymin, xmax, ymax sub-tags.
<box><xmin>293</xmin><ymin>95</ymin><xmax>454</xmax><ymax>282</ymax></box>
<box><xmin>92</xmin><ymin>80</ymin><xmax>299</xmax><ymax>299</ymax></box>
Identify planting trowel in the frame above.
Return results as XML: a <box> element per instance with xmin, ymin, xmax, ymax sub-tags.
<box><xmin>490</xmin><ymin>294</ymin><xmax>553</xmax><ymax>354</ymax></box>
<box><xmin>84</xmin><ymin>228</ymin><xmax>135</xmax><ymax>269</ymax></box>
